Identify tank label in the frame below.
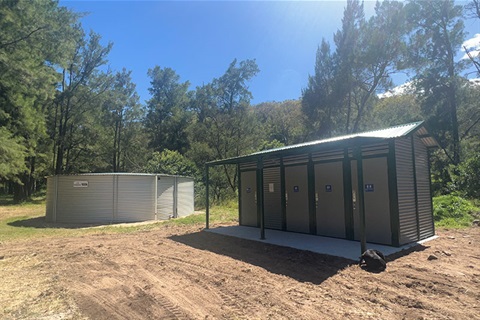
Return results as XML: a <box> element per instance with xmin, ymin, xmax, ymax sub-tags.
<box><xmin>73</xmin><ymin>181</ymin><xmax>89</xmax><ymax>188</ymax></box>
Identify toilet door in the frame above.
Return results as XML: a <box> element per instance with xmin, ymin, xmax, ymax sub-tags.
<box><xmin>352</xmin><ymin>157</ymin><xmax>391</xmax><ymax>245</ymax></box>
<box><xmin>240</xmin><ymin>170</ymin><xmax>258</xmax><ymax>227</ymax></box>
<box><xmin>315</xmin><ymin>161</ymin><xmax>345</xmax><ymax>238</ymax></box>
<box><xmin>285</xmin><ymin>165</ymin><xmax>310</xmax><ymax>233</ymax></box>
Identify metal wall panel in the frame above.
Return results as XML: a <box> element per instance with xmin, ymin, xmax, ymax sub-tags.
<box><xmin>285</xmin><ymin>165</ymin><xmax>310</xmax><ymax>233</ymax></box>
<box><xmin>55</xmin><ymin>175</ymin><xmax>114</xmax><ymax>223</ymax></box>
<box><xmin>240</xmin><ymin>171</ymin><xmax>258</xmax><ymax>226</ymax></box>
<box><xmin>311</xmin><ymin>149</ymin><xmax>343</xmax><ymax>162</ymax></box>
<box><xmin>352</xmin><ymin>157</ymin><xmax>392</xmax><ymax>245</ymax></box>
<box><xmin>46</xmin><ymin>174</ymin><xmax>194</xmax><ymax>223</ymax></box>
<box><xmin>414</xmin><ymin>135</ymin><xmax>435</xmax><ymax>239</ymax></box>
<box><xmin>116</xmin><ymin>176</ymin><xmax>155</xmax><ymax>222</ymax></box>
<box><xmin>177</xmin><ymin>177</ymin><xmax>194</xmax><ymax>218</ymax></box>
<box><xmin>315</xmin><ymin>161</ymin><xmax>345</xmax><ymax>238</ymax></box>
<box><xmin>263</xmin><ymin>167</ymin><xmax>282</xmax><ymax>230</ymax></box>
<box><xmin>395</xmin><ymin>137</ymin><xmax>419</xmax><ymax>244</ymax></box>
<box><xmin>45</xmin><ymin>176</ymin><xmax>56</xmax><ymax>222</ymax></box>
<box><xmin>361</xmin><ymin>142</ymin><xmax>389</xmax><ymax>156</ymax></box>
<box><xmin>283</xmin><ymin>154</ymin><xmax>309</xmax><ymax>166</ymax></box>
<box><xmin>157</xmin><ymin>176</ymin><xmax>175</xmax><ymax>220</ymax></box>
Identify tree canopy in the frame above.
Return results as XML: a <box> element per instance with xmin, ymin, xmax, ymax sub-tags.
<box><xmin>1</xmin><ymin>0</ymin><xmax>479</xmax><ymax>203</ymax></box>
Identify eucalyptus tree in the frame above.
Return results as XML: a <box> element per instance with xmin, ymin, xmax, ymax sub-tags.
<box><xmin>101</xmin><ymin>68</ymin><xmax>143</xmax><ymax>172</ymax></box>
<box><xmin>256</xmin><ymin>100</ymin><xmax>308</xmax><ymax>145</ymax></box>
<box><xmin>406</xmin><ymin>0</ymin><xmax>466</xmax><ymax>165</ymax></box>
<box><xmin>187</xmin><ymin>59</ymin><xmax>260</xmax><ymax>195</ymax></box>
<box><xmin>144</xmin><ymin>66</ymin><xmax>191</xmax><ymax>154</ymax></box>
<box><xmin>50</xmin><ymin>30</ymin><xmax>113</xmax><ymax>174</ymax></box>
<box><xmin>302</xmin><ymin>0</ymin><xmax>408</xmax><ymax>136</ymax></box>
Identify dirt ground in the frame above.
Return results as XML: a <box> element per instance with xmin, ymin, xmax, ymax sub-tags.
<box><xmin>1</xmin><ymin>222</ymin><xmax>479</xmax><ymax>320</ymax></box>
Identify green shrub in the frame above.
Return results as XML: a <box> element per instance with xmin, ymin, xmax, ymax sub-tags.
<box><xmin>433</xmin><ymin>194</ymin><xmax>479</xmax><ymax>228</ymax></box>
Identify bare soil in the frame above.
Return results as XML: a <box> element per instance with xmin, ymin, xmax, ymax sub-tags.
<box><xmin>1</xmin><ymin>223</ymin><xmax>479</xmax><ymax>320</ymax></box>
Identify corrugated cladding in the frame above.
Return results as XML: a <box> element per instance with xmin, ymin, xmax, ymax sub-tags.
<box><xmin>55</xmin><ymin>175</ymin><xmax>114</xmax><ymax>223</ymax></box>
<box><xmin>46</xmin><ymin>174</ymin><xmax>194</xmax><ymax>223</ymax></box>
<box><xmin>239</xmin><ymin>162</ymin><xmax>257</xmax><ymax>170</ymax></box>
<box><xmin>263</xmin><ymin>167</ymin><xmax>282</xmax><ymax>230</ymax></box>
<box><xmin>283</xmin><ymin>154</ymin><xmax>309</xmax><ymax>166</ymax></box>
<box><xmin>116</xmin><ymin>175</ymin><xmax>155</xmax><ymax>222</ymax></box>
<box><xmin>177</xmin><ymin>177</ymin><xmax>194</xmax><ymax>218</ymax></box>
<box><xmin>157</xmin><ymin>176</ymin><xmax>175</xmax><ymax>220</ymax></box>
<box><xmin>45</xmin><ymin>176</ymin><xmax>56</xmax><ymax>222</ymax></box>
<box><xmin>311</xmin><ymin>149</ymin><xmax>343</xmax><ymax>162</ymax></box>
<box><xmin>414</xmin><ymin>135</ymin><xmax>435</xmax><ymax>239</ymax></box>
<box><xmin>395</xmin><ymin>137</ymin><xmax>419</xmax><ymax>245</ymax></box>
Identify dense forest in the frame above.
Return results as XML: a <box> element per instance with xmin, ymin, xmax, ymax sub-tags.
<box><xmin>1</xmin><ymin>0</ymin><xmax>479</xmax><ymax>205</ymax></box>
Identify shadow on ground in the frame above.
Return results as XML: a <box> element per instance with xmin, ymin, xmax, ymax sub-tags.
<box><xmin>170</xmin><ymin>230</ymin><xmax>355</xmax><ymax>284</ymax></box>
<box><xmin>7</xmin><ymin>216</ymin><xmax>105</xmax><ymax>229</ymax></box>
<box><xmin>0</xmin><ymin>197</ymin><xmax>45</xmax><ymax>206</ymax></box>
<box><xmin>386</xmin><ymin>243</ymin><xmax>428</xmax><ymax>261</ymax></box>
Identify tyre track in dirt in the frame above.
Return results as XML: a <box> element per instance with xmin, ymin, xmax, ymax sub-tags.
<box><xmin>2</xmin><ymin>226</ymin><xmax>479</xmax><ymax>319</ymax></box>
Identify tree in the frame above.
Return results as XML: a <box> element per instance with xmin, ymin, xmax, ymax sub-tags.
<box><xmin>188</xmin><ymin>59</ymin><xmax>260</xmax><ymax>194</ymax></box>
<box><xmin>464</xmin><ymin>0</ymin><xmax>480</xmax><ymax>75</ymax></box>
<box><xmin>0</xmin><ymin>0</ymin><xmax>79</xmax><ymax>201</ymax></box>
<box><xmin>50</xmin><ymin>30</ymin><xmax>113</xmax><ymax>174</ymax></box>
<box><xmin>142</xmin><ymin>149</ymin><xmax>198</xmax><ymax>177</ymax></box>
<box><xmin>369</xmin><ymin>94</ymin><xmax>422</xmax><ymax>129</ymax></box>
<box><xmin>301</xmin><ymin>40</ymin><xmax>338</xmax><ymax>139</ymax></box>
<box><xmin>332</xmin><ymin>0</ymin><xmax>365</xmax><ymax>133</ymax></box>
<box><xmin>102</xmin><ymin>68</ymin><xmax>142</xmax><ymax>172</ymax></box>
<box><xmin>303</xmin><ymin>0</ymin><xmax>407</xmax><ymax>137</ymax></box>
<box><xmin>256</xmin><ymin>100</ymin><xmax>308</xmax><ymax>145</ymax></box>
<box><xmin>144</xmin><ymin>66</ymin><xmax>191</xmax><ymax>153</ymax></box>
<box><xmin>349</xmin><ymin>0</ymin><xmax>408</xmax><ymax>132</ymax></box>
<box><xmin>406</xmin><ymin>0</ymin><xmax>466</xmax><ymax>165</ymax></box>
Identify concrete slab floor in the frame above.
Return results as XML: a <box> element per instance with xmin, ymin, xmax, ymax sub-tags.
<box><xmin>207</xmin><ymin>225</ymin><xmax>438</xmax><ymax>261</ymax></box>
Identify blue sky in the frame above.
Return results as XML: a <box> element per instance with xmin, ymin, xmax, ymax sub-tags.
<box><xmin>62</xmin><ymin>1</ymin><xmax>479</xmax><ymax>105</ymax></box>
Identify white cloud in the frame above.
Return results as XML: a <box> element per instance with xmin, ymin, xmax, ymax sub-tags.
<box><xmin>378</xmin><ymin>79</ymin><xmax>480</xmax><ymax>99</ymax></box>
<box><xmin>461</xmin><ymin>34</ymin><xmax>480</xmax><ymax>60</ymax></box>
<box><xmin>377</xmin><ymin>81</ymin><xmax>415</xmax><ymax>99</ymax></box>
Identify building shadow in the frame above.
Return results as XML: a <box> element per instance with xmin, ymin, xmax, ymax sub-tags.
<box><xmin>7</xmin><ymin>216</ymin><xmax>106</xmax><ymax>229</ymax></box>
<box><xmin>385</xmin><ymin>243</ymin><xmax>429</xmax><ymax>262</ymax></box>
<box><xmin>170</xmin><ymin>230</ymin><xmax>355</xmax><ymax>285</ymax></box>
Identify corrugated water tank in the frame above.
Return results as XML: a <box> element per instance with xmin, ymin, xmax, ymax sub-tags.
<box><xmin>45</xmin><ymin>173</ymin><xmax>194</xmax><ymax>223</ymax></box>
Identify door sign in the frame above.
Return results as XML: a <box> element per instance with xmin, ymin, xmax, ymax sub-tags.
<box><xmin>269</xmin><ymin>183</ymin><xmax>275</xmax><ymax>193</ymax></box>
<box><xmin>365</xmin><ymin>184</ymin><xmax>375</xmax><ymax>192</ymax></box>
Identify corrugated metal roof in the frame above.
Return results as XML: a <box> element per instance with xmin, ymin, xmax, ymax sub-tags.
<box><xmin>46</xmin><ymin>173</ymin><xmax>194</xmax><ymax>179</ymax></box>
<box><xmin>208</xmin><ymin>121</ymin><xmax>439</xmax><ymax>165</ymax></box>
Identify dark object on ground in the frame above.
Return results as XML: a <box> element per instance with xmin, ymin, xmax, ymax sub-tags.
<box><xmin>359</xmin><ymin>249</ymin><xmax>387</xmax><ymax>272</ymax></box>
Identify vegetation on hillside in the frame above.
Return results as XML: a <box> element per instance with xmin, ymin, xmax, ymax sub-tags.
<box><xmin>1</xmin><ymin>0</ymin><xmax>479</xmax><ymax>209</ymax></box>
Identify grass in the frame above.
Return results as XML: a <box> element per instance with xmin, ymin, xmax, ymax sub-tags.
<box><xmin>433</xmin><ymin>194</ymin><xmax>479</xmax><ymax>228</ymax></box>
<box><xmin>0</xmin><ymin>194</ymin><xmax>238</xmax><ymax>243</ymax></box>
<box><xmin>3</xmin><ymin>192</ymin><xmax>477</xmax><ymax>243</ymax></box>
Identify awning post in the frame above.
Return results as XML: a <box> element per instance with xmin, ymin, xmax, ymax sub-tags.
<box><xmin>355</xmin><ymin>147</ymin><xmax>367</xmax><ymax>255</ymax></box>
<box><xmin>257</xmin><ymin>157</ymin><xmax>265</xmax><ymax>240</ymax></box>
